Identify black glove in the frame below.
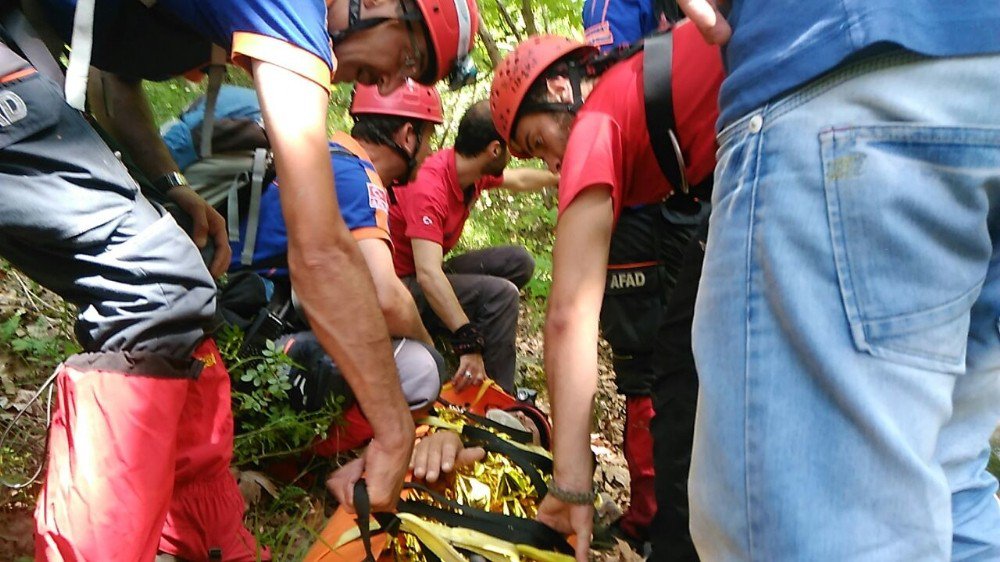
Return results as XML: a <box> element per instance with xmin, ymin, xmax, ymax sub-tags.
<box><xmin>449</xmin><ymin>322</ymin><xmax>485</xmax><ymax>356</ymax></box>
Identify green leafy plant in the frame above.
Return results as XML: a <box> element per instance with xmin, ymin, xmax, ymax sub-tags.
<box><xmin>215</xmin><ymin>324</ymin><xmax>345</xmax><ymax>466</ymax></box>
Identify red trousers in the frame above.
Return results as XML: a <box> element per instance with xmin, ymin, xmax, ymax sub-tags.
<box><xmin>621</xmin><ymin>395</ymin><xmax>657</xmax><ymax>541</ymax></box>
<box><xmin>35</xmin><ymin>340</ymin><xmax>263</xmax><ymax>561</ymax></box>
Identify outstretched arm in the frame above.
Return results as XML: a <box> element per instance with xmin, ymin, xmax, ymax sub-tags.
<box><xmin>499</xmin><ymin>168</ymin><xmax>559</xmax><ymax>193</ymax></box>
<box><xmin>253</xmin><ymin>59</ymin><xmax>413</xmax><ymax>512</ymax></box>
<box><xmin>535</xmin><ymin>186</ymin><xmax>614</xmax><ymax>562</ymax></box>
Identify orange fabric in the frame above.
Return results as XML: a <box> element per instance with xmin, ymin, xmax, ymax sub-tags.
<box><xmin>303</xmin><ymin>508</ymin><xmax>391</xmax><ymax>562</ymax></box>
<box><xmin>159</xmin><ymin>339</ymin><xmax>265</xmax><ymax>561</ymax></box>
<box><xmin>35</xmin><ymin>365</ymin><xmax>188</xmax><ymax>561</ymax></box>
<box><xmin>0</xmin><ymin>67</ymin><xmax>36</xmax><ymax>83</ymax></box>
<box><xmin>438</xmin><ymin>379</ymin><xmax>518</xmax><ymax>415</ymax></box>
<box><xmin>351</xmin><ymin>226</ymin><xmax>391</xmax><ymax>243</ymax></box>
<box><xmin>34</xmin><ymin>340</ymin><xmax>263</xmax><ymax>562</ymax></box>
<box><xmin>330</xmin><ymin>131</ymin><xmax>392</xmax><ymax>243</ymax></box>
<box><xmin>231</xmin><ymin>32</ymin><xmax>334</xmax><ymax>90</ymax></box>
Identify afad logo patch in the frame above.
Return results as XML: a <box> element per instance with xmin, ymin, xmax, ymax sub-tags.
<box><xmin>367</xmin><ymin>182</ymin><xmax>389</xmax><ymax>214</ymax></box>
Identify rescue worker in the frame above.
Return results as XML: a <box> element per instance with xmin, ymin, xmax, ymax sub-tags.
<box><xmin>0</xmin><ymin>0</ymin><xmax>479</xmax><ymax>560</ymax></box>
<box><xmin>389</xmin><ymin>100</ymin><xmax>558</xmax><ymax>393</ymax></box>
<box><xmin>580</xmin><ymin>0</ymin><xmax>699</xmax><ymax>548</ymax></box>
<box><xmin>225</xmin><ymin>81</ymin><xmax>447</xmax><ymax>453</ymax></box>
<box><xmin>489</xmin><ymin>23</ymin><xmax>722</xmax><ymax>560</ymax></box>
<box><xmin>679</xmin><ymin>1</ymin><xmax>1000</xmax><ymax>560</ymax></box>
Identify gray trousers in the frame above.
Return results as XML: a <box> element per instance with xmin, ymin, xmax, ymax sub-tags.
<box><xmin>403</xmin><ymin>245</ymin><xmax>534</xmax><ymax>392</ymax></box>
<box><xmin>0</xmin><ymin>67</ymin><xmax>215</xmax><ymax>372</ymax></box>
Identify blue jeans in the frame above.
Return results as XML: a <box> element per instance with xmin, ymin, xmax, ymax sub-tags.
<box><xmin>691</xmin><ymin>51</ymin><xmax>1000</xmax><ymax>561</ymax></box>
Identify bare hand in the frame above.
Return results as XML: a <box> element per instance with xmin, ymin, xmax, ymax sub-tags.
<box><xmin>451</xmin><ymin>353</ymin><xmax>487</xmax><ymax>391</ymax></box>
<box><xmin>676</xmin><ymin>0</ymin><xmax>732</xmax><ymax>44</ymax></box>
<box><xmin>536</xmin><ymin>494</ymin><xmax>594</xmax><ymax>562</ymax></box>
<box><xmin>325</xmin><ymin>457</ymin><xmax>366</xmax><ymax>513</ymax></box>
<box><xmin>410</xmin><ymin>431</ymin><xmax>486</xmax><ymax>483</ymax></box>
<box><xmin>167</xmin><ymin>185</ymin><xmax>232</xmax><ymax>278</ymax></box>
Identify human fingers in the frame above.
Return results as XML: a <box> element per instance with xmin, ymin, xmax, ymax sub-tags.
<box><xmin>423</xmin><ymin>434</ymin><xmax>445</xmax><ymax>483</ymax></box>
<box><xmin>326</xmin><ymin>457</ymin><xmax>365</xmax><ymax>513</ymax></box>
<box><xmin>570</xmin><ymin>505</ymin><xmax>594</xmax><ymax>562</ymax></box>
<box><xmin>676</xmin><ymin>0</ymin><xmax>732</xmax><ymax>44</ymax></box>
<box><xmin>206</xmin><ymin>206</ymin><xmax>231</xmax><ymax>278</ymax></box>
<box><xmin>455</xmin><ymin>446</ymin><xmax>486</xmax><ymax>467</ymax></box>
<box><xmin>411</xmin><ymin>437</ymin><xmax>430</xmax><ymax>479</ymax></box>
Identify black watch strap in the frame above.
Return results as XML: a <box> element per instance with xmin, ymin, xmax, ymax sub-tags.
<box><xmin>152</xmin><ymin>171</ymin><xmax>188</xmax><ymax>192</ymax></box>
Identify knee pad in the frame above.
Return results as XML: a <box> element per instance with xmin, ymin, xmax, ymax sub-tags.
<box><xmin>393</xmin><ymin>338</ymin><xmax>444</xmax><ymax>410</ymax></box>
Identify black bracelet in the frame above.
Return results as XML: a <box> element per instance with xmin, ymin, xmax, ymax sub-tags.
<box><xmin>152</xmin><ymin>171</ymin><xmax>188</xmax><ymax>192</ymax></box>
<box><xmin>450</xmin><ymin>322</ymin><xmax>485</xmax><ymax>356</ymax></box>
<box><xmin>547</xmin><ymin>481</ymin><xmax>596</xmax><ymax>505</ymax></box>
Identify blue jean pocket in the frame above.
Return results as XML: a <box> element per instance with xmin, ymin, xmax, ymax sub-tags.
<box><xmin>821</xmin><ymin>125</ymin><xmax>1000</xmax><ymax>373</ymax></box>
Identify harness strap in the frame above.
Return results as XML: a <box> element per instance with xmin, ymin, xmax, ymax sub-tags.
<box><xmin>63</xmin><ymin>0</ymin><xmax>95</xmax><ymax>109</ymax></box>
<box><xmin>0</xmin><ymin>4</ymin><xmax>63</xmax><ymax>88</ymax></box>
<box><xmin>643</xmin><ymin>30</ymin><xmax>688</xmax><ymax>193</ymax></box>
<box><xmin>226</xmin><ymin>169</ymin><xmax>249</xmax><ymax>242</ymax></box>
<box><xmin>240</xmin><ymin>148</ymin><xmax>269</xmax><ymax>266</ymax></box>
<box><xmin>199</xmin><ymin>44</ymin><xmax>227</xmax><ymax>158</ymax></box>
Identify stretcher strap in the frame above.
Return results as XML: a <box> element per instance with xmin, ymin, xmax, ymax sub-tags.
<box><xmin>462</xmin><ymin>424</ymin><xmax>552</xmax><ymax>495</ymax></box>
<box><xmin>398</xmin><ymin>482</ymin><xmax>575</xmax><ymax>555</ymax></box>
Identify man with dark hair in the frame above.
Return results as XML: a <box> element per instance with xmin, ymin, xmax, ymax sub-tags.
<box><xmin>389</xmin><ymin>100</ymin><xmax>557</xmax><ymax>393</ymax></box>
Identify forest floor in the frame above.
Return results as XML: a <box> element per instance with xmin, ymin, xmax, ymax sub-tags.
<box><xmin>0</xmin><ymin>271</ymin><xmax>645</xmax><ymax>561</ymax></box>
<box><xmin>2</xmin><ymin>267</ymin><xmax>998</xmax><ymax>561</ymax></box>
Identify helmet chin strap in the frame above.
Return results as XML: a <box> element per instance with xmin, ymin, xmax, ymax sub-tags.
<box><xmin>388</xmin><ymin>129</ymin><xmax>423</xmax><ymax>187</ymax></box>
<box><xmin>516</xmin><ymin>64</ymin><xmax>588</xmax><ymax>124</ymax></box>
<box><xmin>331</xmin><ymin>0</ymin><xmax>419</xmax><ymax>43</ymax></box>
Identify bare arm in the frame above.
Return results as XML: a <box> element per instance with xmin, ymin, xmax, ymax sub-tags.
<box><xmin>358</xmin><ymin>238</ymin><xmax>433</xmax><ymax>345</ymax></box>
<box><xmin>676</xmin><ymin>0</ymin><xmax>732</xmax><ymax>44</ymax></box>
<box><xmin>412</xmin><ymin>238</ymin><xmax>487</xmax><ymax>387</ymax></box>
<box><xmin>535</xmin><ymin>186</ymin><xmax>614</xmax><ymax>561</ymax></box>
<box><xmin>253</xmin><ymin>60</ymin><xmax>413</xmax><ymax>511</ymax></box>
<box><xmin>412</xmin><ymin>238</ymin><xmax>470</xmax><ymax>331</ymax></box>
<box><xmin>92</xmin><ymin>71</ymin><xmax>231</xmax><ymax>277</ymax></box>
<box><xmin>499</xmin><ymin>168</ymin><xmax>559</xmax><ymax>193</ymax></box>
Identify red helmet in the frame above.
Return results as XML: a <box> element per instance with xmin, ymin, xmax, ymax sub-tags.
<box><xmin>350</xmin><ymin>79</ymin><xmax>444</xmax><ymax>124</ymax></box>
<box><xmin>412</xmin><ymin>0</ymin><xmax>480</xmax><ymax>87</ymax></box>
<box><xmin>489</xmin><ymin>35</ymin><xmax>597</xmax><ymax>157</ymax></box>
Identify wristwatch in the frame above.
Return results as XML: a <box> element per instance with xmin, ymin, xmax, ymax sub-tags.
<box><xmin>152</xmin><ymin>171</ymin><xmax>188</xmax><ymax>192</ymax></box>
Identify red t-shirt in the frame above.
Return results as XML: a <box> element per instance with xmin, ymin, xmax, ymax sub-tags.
<box><xmin>558</xmin><ymin>21</ymin><xmax>723</xmax><ymax>221</ymax></box>
<box><xmin>389</xmin><ymin>148</ymin><xmax>504</xmax><ymax>276</ymax></box>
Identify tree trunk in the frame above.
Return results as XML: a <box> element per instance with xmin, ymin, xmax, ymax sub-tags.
<box><xmin>477</xmin><ymin>14</ymin><xmax>502</xmax><ymax>68</ymax></box>
<box><xmin>520</xmin><ymin>0</ymin><xmax>537</xmax><ymax>36</ymax></box>
<box><xmin>494</xmin><ymin>0</ymin><xmax>523</xmax><ymax>42</ymax></box>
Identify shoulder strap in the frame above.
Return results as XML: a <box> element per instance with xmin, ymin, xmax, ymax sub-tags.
<box><xmin>239</xmin><ymin>148</ymin><xmax>270</xmax><ymax>266</ymax></box>
<box><xmin>643</xmin><ymin>30</ymin><xmax>688</xmax><ymax>193</ymax></box>
<box><xmin>62</xmin><ymin>0</ymin><xmax>96</xmax><ymax>109</ymax></box>
<box><xmin>199</xmin><ymin>44</ymin><xmax>228</xmax><ymax>158</ymax></box>
<box><xmin>0</xmin><ymin>4</ymin><xmax>64</xmax><ymax>88</ymax></box>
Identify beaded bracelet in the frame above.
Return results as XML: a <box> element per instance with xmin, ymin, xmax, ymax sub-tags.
<box><xmin>547</xmin><ymin>481</ymin><xmax>596</xmax><ymax>505</ymax></box>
